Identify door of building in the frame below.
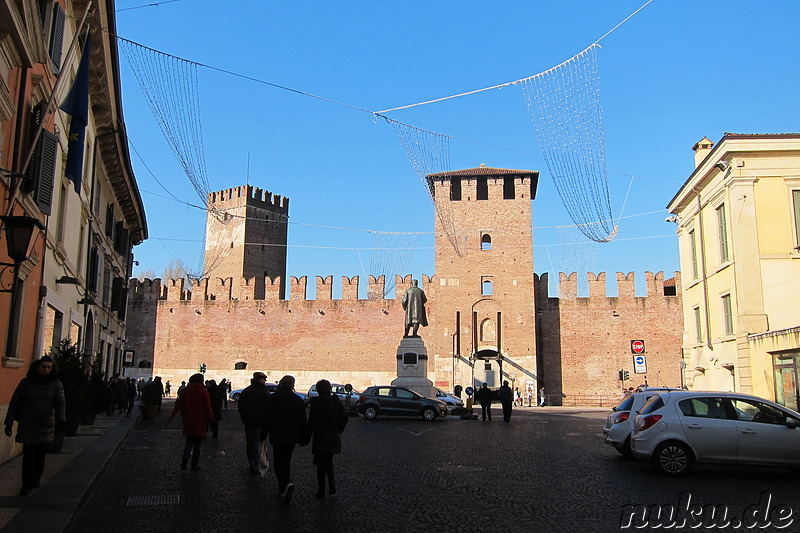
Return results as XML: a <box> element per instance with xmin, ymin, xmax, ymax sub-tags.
<box><xmin>773</xmin><ymin>351</ymin><xmax>800</xmax><ymax>412</ymax></box>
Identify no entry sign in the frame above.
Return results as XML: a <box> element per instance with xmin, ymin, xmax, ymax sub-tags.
<box><xmin>631</xmin><ymin>340</ymin><xmax>645</xmax><ymax>354</ymax></box>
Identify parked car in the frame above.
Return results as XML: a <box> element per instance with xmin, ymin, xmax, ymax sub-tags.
<box><xmin>229</xmin><ymin>383</ymin><xmax>309</xmax><ymax>406</ymax></box>
<box><xmin>631</xmin><ymin>390</ymin><xmax>800</xmax><ymax>476</ymax></box>
<box><xmin>602</xmin><ymin>388</ymin><xmax>673</xmax><ymax>457</ymax></box>
<box><xmin>357</xmin><ymin>386</ymin><xmax>448</xmax><ymax>421</ymax></box>
<box><xmin>308</xmin><ymin>383</ymin><xmax>361</xmax><ymax>411</ymax></box>
<box><xmin>434</xmin><ymin>388</ymin><xmax>464</xmax><ymax>413</ymax></box>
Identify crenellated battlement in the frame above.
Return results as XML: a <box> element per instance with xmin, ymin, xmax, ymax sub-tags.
<box><xmin>129</xmin><ymin>274</ymin><xmax>439</xmax><ymax>302</ymax></box>
<box><xmin>535</xmin><ymin>271</ymin><xmax>681</xmax><ymax>300</ymax></box>
<box><xmin>207</xmin><ymin>185</ymin><xmax>289</xmax><ymax>213</ymax></box>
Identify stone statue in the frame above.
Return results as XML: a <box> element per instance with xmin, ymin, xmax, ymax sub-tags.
<box><xmin>402</xmin><ymin>279</ymin><xmax>428</xmax><ymax>337</ymax></box>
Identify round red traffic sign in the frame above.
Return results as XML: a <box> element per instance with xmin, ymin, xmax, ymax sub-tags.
<box><xmin>631</xmin><ymin>340</ymin><xmax>645</xmax><ymax>354</ymax></box>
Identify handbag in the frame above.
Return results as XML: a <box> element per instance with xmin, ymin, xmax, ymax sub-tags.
<box><xmin>257</xmin><ymin>440</ymin><xmax>269</xmax><ymax>477</ymax></box>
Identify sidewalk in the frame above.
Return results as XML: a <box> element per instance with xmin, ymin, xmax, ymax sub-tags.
<box><xmin>0</xmin><ymin>412</ymin><xmax>136</xmax><ymax>533</ymax></box>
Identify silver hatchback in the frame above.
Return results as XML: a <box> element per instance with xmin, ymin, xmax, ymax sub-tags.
<box><xmin>602</xmin><ymin>388</ymin><xmax>671</xmax><ymax>456</ymax></box>
<box><xmin>631</xmin><ymin>390</ymin><xmax>800</xmax><ymax>476</ymax></box>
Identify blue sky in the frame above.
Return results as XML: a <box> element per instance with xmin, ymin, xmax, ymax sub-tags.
<box><xmin>116</xmin><ymin>0</ymin><xmax>800</xmax><ymax>297</ymax></box>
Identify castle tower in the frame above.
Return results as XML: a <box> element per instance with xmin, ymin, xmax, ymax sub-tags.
<box><xmin>426</xmin><ymin>165</ymin><xmax>539</xmax><ymax>392</ymax></box>
<box><xmin>203</xmin><ymin>185</ymin><xmax>289</xmax><ymax>296</ymax></box>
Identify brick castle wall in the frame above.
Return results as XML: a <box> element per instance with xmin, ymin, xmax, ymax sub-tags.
<box><xmin>128</xmin><ymin>270</ymin><xmax>682</xmax><ymax>404</ymax></box>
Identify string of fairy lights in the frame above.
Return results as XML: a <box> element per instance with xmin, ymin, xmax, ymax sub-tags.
<box><xmin>105</xmin><ymin>1</ymin><xmax>667</xmax><ymax>283</ymax></box>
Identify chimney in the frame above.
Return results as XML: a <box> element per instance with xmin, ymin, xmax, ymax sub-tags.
<box><xmin>692</xmin><ymin>137</ymin><xmax>714</xmax><ymax>168</ymax></box>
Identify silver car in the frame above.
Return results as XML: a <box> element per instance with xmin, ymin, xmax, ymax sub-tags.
<box><xmin>434</xmin><ymin>388</ymin><xmax>464</xmax><ymax>413</ymax></box>
<box><xmin>602</xmin><ymin>388</ymin><xmax>672</xmax><ymax>456</ymax></box>
<box><xmin>308</xmin><ymin>383</ymin><xmax>361</xmax><ymax>411</ymax></box>
<box><xmin>631</xmin><ymin>390</ymin><xmax>800</xmax><ymax>476</ymax></box>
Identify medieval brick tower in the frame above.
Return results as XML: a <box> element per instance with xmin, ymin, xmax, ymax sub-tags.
<box><xmin>426</xmin><ymin>165</ymin><xmax>539</xmax><ymax>392</ymax></box>
<box><xmin>203</xmin><ymin>185</ymin><xmax>289</xmax><ymax>296</ymax></box>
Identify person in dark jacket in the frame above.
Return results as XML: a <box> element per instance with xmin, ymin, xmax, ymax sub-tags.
<box><xmin>499</xmin><ymin>380</ymin><xmax>513</xmax><ymax>422</ymax></box>
<box><xmin>237</xmin><ymin>372</ymin><xmax>270</xmax><ymax>473</ymax></box>
<box><xmin>267</xmin><ymin>375</ymin><xmax>307</xmax><ymax>504</ymax></box>
<box><xmin>475</xmin><ymin>383</ymin><xmax>492</xmax><ymax>421</ymax></box>
<box><xmin>206</xmin><ymin>379</ymin><xmax>224</xmax><ymax>438</ymax></box>
<box><xmin>168</xmin><ymin>373</ymin><xmax>215</xmax><ymax>471</ymax></box>
<box><xmin>307</xmin><ymin>379</ymin><xmax>348</xmax><ymax>498</ymax></box>
<box><xmin>3</xmin><ymin>356</ymin><xmax>66</xmax><ymax>495</ymax></box>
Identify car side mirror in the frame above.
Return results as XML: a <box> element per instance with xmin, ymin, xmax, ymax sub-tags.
<box><xmin>786</xmin><ymin>417</ymin><xmax>797</xmax><ymax>429</ymax></box>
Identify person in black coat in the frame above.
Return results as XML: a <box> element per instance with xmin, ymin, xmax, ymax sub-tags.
<box><xmin>307</xmin><ymin>379</ymin><xmax>348</xmax><ymax>498</ymax></box>
<box><xmin>475</xmin><ymin>383</ymin><xmax>492</xmax><ymax>421</ymax></box>
<box><xmin>4</xmin><ymin>356</ymin><xmax>66</xmax><ymax>495</ymax></box>
<box><xmin>499</xmin><ymin>380</ymin><xmax>513</xmax><ymax>422</ymax></box>
<box><xmin>237</xmin><ymin>372</ymin><xmax>270</xmax><ymax>474</ymax></box>
<box><xmin>206</xmin><ymin>379</ymin><xmax>225</xmax><ymax>438</ymax></box>
<box><xmin>266</xmin><ymin>375</ymin><xmax>307</xmax><ymax>503</ymax></box>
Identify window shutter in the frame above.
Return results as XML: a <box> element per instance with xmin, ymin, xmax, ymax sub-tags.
<box><xmin>114</xmin><ymin>221</ymin><xmax>129</xmax><ymax>256</ymax></box>
<box><xmin>88</xmin><ymin>247</ymin><xmax>99</xmax><ymax>292</ymax></box>
<box><xmin>49</xmin><ymin>3</ymin><xmax>65</xmax><ymax>74</ymax></box>
<box><xmin>31</xmin><ymin>130</ymin><xmax>58</xmax><ymax>215</ymax></box>
<box><xmin>111</xmin><ymin>276</ymin><xmax>124</xmax><ymax>313</ymax></box>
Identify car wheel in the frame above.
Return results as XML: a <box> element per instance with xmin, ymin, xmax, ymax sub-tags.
<box><xmin>653</xmin><ymin>441</ymin><xmax>692</xmax><ymax>476</ymax></box>
<box><xmin>231</xmin><ymin>393</ymin><xmax>240</xmax><ymax>401</ymax></box>
<box><xmin>363</xmin><ymin>406</ymin><xmax>378</xmax><ymax>420</ymax></box>
<box><xmin>422</xmin><ymin>407</ymin><xmax>436</xmax><ymax>421</ymax></box>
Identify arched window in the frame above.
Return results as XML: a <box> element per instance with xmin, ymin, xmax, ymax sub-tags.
<box><xmin>138</xmin><ymin>360</ymin><xmax>152</xmax><ymax>368</ymax></box>
<box><xmin>482</xmin><ymin>279</ymin><xmax>493</xmax><ymax>296</ymax></box>
<box><xmin>234</xmin><ymin>361</ymin><xmax>247</xmax><ymax>370</ymax></box>
<box><xmin>481</xmin><ymin>234</ymin><xmax>492</xmax><ymax>250</ymax></box>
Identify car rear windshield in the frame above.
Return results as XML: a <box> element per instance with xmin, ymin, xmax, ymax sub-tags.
<box><xmin>614</xmin><ymin>395</ymin><xmax>635</xmax><ymax>411</ymax></box>
<box><xmin>640</xmin><ymin>394</ymin><xmax>665</xmax><ymax>415</ymax></box>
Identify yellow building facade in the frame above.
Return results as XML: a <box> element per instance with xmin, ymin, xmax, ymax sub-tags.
<box><xmin>667</xmin><ymin>134</ymin><xmax>800</xmax><ymax>410</ymax></box>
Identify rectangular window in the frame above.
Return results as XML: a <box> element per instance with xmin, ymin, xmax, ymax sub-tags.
<box><xmin>722</xmin><ymin>293</ymin><xmax>733</xmax><ymax>336</ymax></box>
<box><xmin>717</xmin><ymin>203</ymin><xmax>729</xmax><ymax>263</ymax></box>
<box><xmin>689</xmin><ymin>229</ymin><xmax>699</xmax><ymax>279</ymax></box>
<box><xmin>793</xmin><ymin>191</ymin><xmax>800</xmax><ymax>247</ymax></box>
<box><xmin>694</xmin><ymin>306</ymin><xmax>703</xmax><ymax>343</ymax></box>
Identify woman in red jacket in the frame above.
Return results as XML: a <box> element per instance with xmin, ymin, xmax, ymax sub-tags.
<box><xmin>168</xmin><ymin>373</ymin><xmax>215</xmax><ymax>471</ymax></box>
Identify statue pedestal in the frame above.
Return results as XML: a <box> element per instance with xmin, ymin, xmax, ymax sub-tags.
<box><xmin>391</xmin><ymin>336</ymin><xmax>434</xmax><ymax>398</ymax></box>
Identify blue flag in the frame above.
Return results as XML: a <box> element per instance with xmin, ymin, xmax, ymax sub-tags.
<box><xmin>59</xmin><ymin>33</ymin><xmax>90</xmax><ymax>193</ymax></box>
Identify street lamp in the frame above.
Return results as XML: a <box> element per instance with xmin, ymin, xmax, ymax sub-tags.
<box><xmin>0</xmin><ymin>215</ymin><xmax>45</xmax><ymax>362</ymax></box>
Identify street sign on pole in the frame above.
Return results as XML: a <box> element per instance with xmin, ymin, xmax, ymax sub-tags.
<box><xmin>633</xmin><ymin>355</ymin><xmax>647</xmax><ymax>374</ymax></box>
<box><xmin>631</xmin><ymin>340</ymin><xmax>645</xmax><ymax>354</ymax></box>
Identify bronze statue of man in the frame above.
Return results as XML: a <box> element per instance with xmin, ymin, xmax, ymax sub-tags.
<box><xmin>402</xmin><ymin>279</ymin><xmax>428</xmax><ymax>337</ymax></box>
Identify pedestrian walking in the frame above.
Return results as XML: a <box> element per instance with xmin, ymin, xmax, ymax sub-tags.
<box><xmin>219</xmin><ymin>378</ymin><xmax>229</xmax><ymax>409</ymax></box>
<box><xmin>475</xmin><ymin>383</ymin><xmax>492</xmax><ymax>421</ymax></box>
<box><xmin>539</xmin><ymin>386</ymin><xmax>547</xmax><ymax>407</ymax></box>
<box><xmin>499</xmin><ymin>380</ymin><xmax>513</xmax><ymax>422</ymax></box>
<box><xmin>267</xmin><ymin>375</ymin><xmax>308</xmax><ymax>504</ymax></box>
<box><xmin>307</xmin><ymin>379</ymin><xmax>348</xmax><ymax>499</ymax></box>
<box><xmin>177</xmin><ymin>380</ymin><xmax>187</xmax><ymax>397</ymax></box>
<box><xmin>165</xmin><ymin>381</ymin><xmax>171</xmax><ymax>397</ymax></box>
<box><xmin>126</xmin><ymin>378</ymin><xmax>137</xmax><ymax>416</ymax></box>
<box><xmin>237</xmin><ymin>372</ymin><xmax>270</xmax><ymax>474</ymax></box>
<box><xmin>513</xmin><ymin>387</ymin><xmax>521</xmax><ymax>407</ymax></box>
<box><xmin>3</xmin><ymin>356</ymin><xmax>66</xmax><ymax>495</ymax></box>
<box><xmin>153</xmin><ymin>376</ymin><xmax>165</xmax><ymax>411</ymax></box>
<box><xmin>167</xmin><ymin>373</ymin><xmax>215</xmax><ymax>471</ymax></box>
<box><xmin>526</xmin><ymin>387</ymin><xmax>533</xmax><ymax>407</ymax></box>
<box><xmin>206</xmin><ymin>379</ymin><xmax>225</xmax><ymax>438</ymax></box>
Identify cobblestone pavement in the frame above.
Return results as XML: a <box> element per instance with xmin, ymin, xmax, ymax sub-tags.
<box><xmin>66</xmin><ymin>403</ymin><xmax>800</xmax><ymax>533</ymax></box>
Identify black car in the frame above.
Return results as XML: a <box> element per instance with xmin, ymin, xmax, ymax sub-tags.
<box><xmin>357</xmin><ymin>386</ymin><xmax>448</xmax><ymax>421</ymax></box>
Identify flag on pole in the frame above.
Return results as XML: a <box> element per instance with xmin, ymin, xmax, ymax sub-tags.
<box><xmin>59</xmin><ymin>33</ymin><xmax>90</xmax><ymax>193</ymax></box>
